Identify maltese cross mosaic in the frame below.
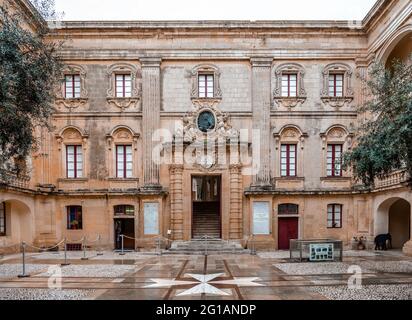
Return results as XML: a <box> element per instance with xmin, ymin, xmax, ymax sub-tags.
<box><xmin>145</xmin><ymin>273</ymin><xmax>264</xmax><ymax>296</ymax></box>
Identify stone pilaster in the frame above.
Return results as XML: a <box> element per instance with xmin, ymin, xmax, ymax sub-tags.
<box><xmin>250</xmin><ymin>57</ymin><xmax>273</xmax><ymax>187</ymax></box>
<box><xmin>229</xmin><ymin>164</ymin><xmax>242</xmax><ymax>239</ymax></box>
<box><xmin>169</xmin><ymin>165</ymin><xmax>184</xmax><ymax>240</ymax></box>
<box><xmin>141</xmin><ymin>57</ymin><xmax>162</xmax><ymax>189</ymax></box>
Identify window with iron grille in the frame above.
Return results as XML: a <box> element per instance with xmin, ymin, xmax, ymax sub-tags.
<box><xmin>114</xmin><ymin>205</ymin><xmax>135</xmax><ymax>216</ymax></box>
<box><xmin>66</xmin><ymin>145</ymin><xmax>83</xmax><ymax>178</ymax></box>
<box><xmin>115</xmin><ymin>74</ymin><xmax>132</xmax><ymax>98</ymax></box>
<box><xmin>198</xmin><ymin>74</ymin><xmax>214</xmax><ymax>98</ymax></box>
<box><xmin>116</xmin><ymin>145</ymin><xmax>133</xmax><ymax>178</ymax></box>
<box><xmin>0</xmin><ymin>202</ymin><xmax>6</xmax><ymax>236</ymax></box>
<box><xmin>280</xmin><ymin>144</ymin><xmax>297</xmax><ymax>177</ymax></box>
<box><xmin>327</xmin><ymin>204</ymin><xmax>342</xmax><ymax>228</ymax></box>
<box><xmin>328</xmin><ymin>73</ymin><xmax>344</xmax><ymax>97</ymax></box>
<box><xmin>281</xmin><ymin>73</ymin><xmax>297</xmax><ymax>97</ymax></box>
<box><xmin>65</xmin><ymin>74</ymin><xmax>81</xmax><ymax>99</ymax></box>
<box><xmin>278</xmin><ymin>204</ymin><xmax>299</xmax><ymax>215</ymax></box>
<box><xmin>67</xmin><ymin>206</ymin><xmax>82</xmax><ymax>230</ymax></box>
<box><xmin>326</xmin><ymin>144</ymin><xmax>342</xmax><ymax>177</ymax></box>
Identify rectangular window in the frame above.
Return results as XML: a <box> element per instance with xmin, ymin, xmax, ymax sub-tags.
<box><xmin>278</xmin><ymin>204</ymin><xmax>299</xmax><ymax>215</ymax></box>
<box><xmin>280</xmin><ymin>144</ymin><xmax>297</xmax><ymax>177</ymax></box>
<box><xmin>328</xmin><ymin>73</ymin><xmax>344</xmax><ymax>97</ymax></box>
<box><xmin>327</xmin><ymin>204</ymin><xmax>342</xmax><ymax>228</ymax></box>
<box><xmin>116</xmin><ymin>145</ymin><xmax>133</xmax><ymax>178</ymax></box>
<box><xmin>67</xmin><ymin>206</ymin><xmax>82</xmax><ymax>230</ymax></box>
<box><xmin>64</xmin><ymin>75</ymin><xmax>81</xmax><ymax>99</ymax></box>
<box><xmin>198</xmin><ymin>74</ymin><xmax>214</xmax><ymax>98</ymax></box>
<box><xmin>0</xmin><ymin>202</ymin><xmax>6</xmax><ymax>236</ymax></box>
<box><xmin>115</xmin><ymin>74</ymin><xmax>132</xmax><ymax>98</ymax></box>
<box><xmin>66</xmin><ymin>145</ymin><xmax>83</xmax><ymax>179</ymax></box>
<box><xmin>281</xmin><ymin>74</ymin><xmax>297</xmax><ymax>97</ymax></box>
<box><xmin>327</xmin><ymin>144</ymin><xmax>342</xmax><ymax>177</ymax></box>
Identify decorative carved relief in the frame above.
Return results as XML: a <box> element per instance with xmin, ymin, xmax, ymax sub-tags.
<box><xmin>175</xmin><ymin>102</ymin><xmax>239</xmax><ymax>143</ymax></box>
<box><xmin>273</xmin><ymin>63</ymin><xmax>307</xmax><ymax>109</ymax></box>
<box><xmin>55</xmin><ymin>64</ymin><xmax>88</xmax><ymax>110</ymax></box>
<box><xmin>320</xmin><ymin>125</ymin><xmax>354</xmax><ymax>150</ymax></box>
<box><xmin>55</xmin><ymin>126</ymin><xmax>89</xmax><ymax>151</ymax></box>
<box><xmin>190</xmin><ymin>64</ymin><xmax>222</xmax><ymax>101</ymax></box>
<box><xmin>106</xmin><ymin>63</ymin><xmax>141</xmax><ymax>111</ymax></box>
<box><xmin>321</xmin><ymin>63</ymin><xmax>354</xmax><ymax>109</ymax></box>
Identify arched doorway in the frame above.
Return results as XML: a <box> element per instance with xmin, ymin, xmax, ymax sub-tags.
<box><xmin>380</xmin><ymin>28</ymin><xmax>412</xmax><ymax>68</ymax></box>
<box><xmin>0</xmin><ymin>199</ymin><xmax>33</xmax><ymax>245</ymax></box>
<box><xmin>376</xmin><ymin>197</ymin><xmax>411</xmax><ymax>250</ymax></box>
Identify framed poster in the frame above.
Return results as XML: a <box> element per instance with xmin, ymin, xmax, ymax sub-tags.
<box><xmin>253</xmin><ymin>201</ymin><xmax>270</xmax><ymax>235</ymax></box>
<box><xmin>144</xmin><ymin>202</ymin><xmax>159</xmax><ymax>235</ymax></box>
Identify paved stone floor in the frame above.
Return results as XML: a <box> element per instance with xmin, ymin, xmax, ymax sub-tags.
<box><xmin>0</xmin><ymin>250</ymin><xmax>412</xmax><ymax>300</ymax></box>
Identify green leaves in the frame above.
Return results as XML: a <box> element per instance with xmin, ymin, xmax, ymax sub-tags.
<box><xmin>0</xmin><ymin>4</ymin><xmax>62</xmax><ymax>175</ymax></box>
<box><xmin>344</xmin><ymin>58</ymin><xmax>412</xmax><ymax>187</ymax></box>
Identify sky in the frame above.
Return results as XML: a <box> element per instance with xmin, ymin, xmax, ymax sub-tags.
<box><xmin>54</xmin><ymin>0</ymin><xmax>378</xmax><ymax>21</ymax></box>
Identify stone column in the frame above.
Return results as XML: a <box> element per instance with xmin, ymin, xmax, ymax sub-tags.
<box><xmin>141</xmin><ymin>57</ymin><xmax>162</xmax><ymax>189</ymax></box>
<box><xmin>229</xmin><ymin>164</ymin><xmax>242</xmax><ymax>239</ymax></box>
<box><xmin>169</xmin><ymin>165</ymin><xmax>184</xmax><ymax>240</ymax></box>
<box><xmin>250</xmin><ymin>57</ymin><xmax>273</xmax><ymax>186</ymax></box>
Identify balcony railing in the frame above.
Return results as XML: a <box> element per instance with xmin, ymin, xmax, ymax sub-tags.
<box><xmin>374</xmin><ymin>169</ymin><xmax>410</xmax><ymax>189</ymax></box>
<box><xmin>0</xmin><ymin>169</ymin><xmax>31</xmax><ymax>189</ymax></box>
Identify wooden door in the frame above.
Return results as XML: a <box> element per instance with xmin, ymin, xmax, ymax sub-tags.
<box><xmin>114</xmin><ymin>219</ymin><xmax>135</xmax><ymax>250</ymax></box>
<box><xmin>278</xmin><ymin>218</ymin><xmax>299</xmax><ymax>250</ymax></box>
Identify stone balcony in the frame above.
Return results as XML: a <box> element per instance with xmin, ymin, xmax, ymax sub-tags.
<box><xmin>0</xmin><ymin>169</ymin><xmax>31</xmax><ymax>190</ymax></box>
<box><xmin>374</xmin><ymin>169</ymin><xmax>410</xmax><ymax>190</ymax></box>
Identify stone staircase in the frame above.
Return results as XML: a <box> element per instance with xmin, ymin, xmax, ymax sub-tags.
<box><xmin>167</xmin><ymin>238</ymin><xmax>249</xmax><ymax>255</ymax></box>
<box><xmin>192</xmin><ymin>202</ymin><xmax>221</xmax><ymax>239</ymax></box>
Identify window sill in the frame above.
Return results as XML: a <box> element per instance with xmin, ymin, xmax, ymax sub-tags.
<box><xmin>55</xmin><ymin>98</ymin><xmax>88</xmax><ymax>109</ymax></box>
<box><xmin>321</xmin><ymin>96</ymin><xmax>353</xmax><ymax>108</ymax></box>
<box><xmin>58</xmin><ymin>178</ymin><xmax>88</xmax><ymax>182</ymax></box>
<box><xmin>108</xmin><ymin>178</ymin><xmax>139</xmax><ymax>182</ymax></box>
<box><xmin>273</xmin><ymin>96</ymin><xmax>306</xmax><ymax>109</ymax></box>
<box><xmin>107</xmin><ymin>97</ymin><xmax>140</xmax><ymax>110</ymax></box>
<box><xmin>321</xmin><ymin>177</ymin><xmax>351</xmax><ymax>182</ymax></box>
<box><xmin>274</xmin><ymin>177</ymin><xmax>305</xmax><ymax>181</ymax></box>
<box><xmin>191</xmin><ymin>97</ymin><xmax>222</xmax><ymax>103</ymax></box>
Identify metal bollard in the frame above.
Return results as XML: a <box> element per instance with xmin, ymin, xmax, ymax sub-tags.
<box><xmin>61</xmin><ymin>238</ymin><xmax>70</xmax><ymax>266</ymax></box>
<box><xmin>81</xmin><ymin>237</ymin><xmax>88</xmax><ymax>260</ymax></box>
<box><xmin>97</xmin><ymin>235</ymin><xmax>103</xmax><ymax>256</ymax></box>
<box><xmin>119</xmin><ymin>235</ymin><xmax>125</xmax><ymax>255</ymax></box>
<box><xmin>18</xmin><ymin>242</ymin><xmax>30</xmax><ymax>278</ymax></box>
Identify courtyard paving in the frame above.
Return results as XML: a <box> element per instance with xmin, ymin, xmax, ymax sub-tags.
<box><xmin>0</xmin><ymin>250</ymin><xmax>411</xmax><ymax>300</ymax></box>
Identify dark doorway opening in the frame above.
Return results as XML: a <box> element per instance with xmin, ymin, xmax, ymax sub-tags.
<box><xmin>192</xmin><ymin>175</ymin><xmax>221</xmax><ymax>239</ymax></box>
<box><xmin>114</xmin><ymin>218</ymin><xmax>135</xmax><ymax>250</ymax></box>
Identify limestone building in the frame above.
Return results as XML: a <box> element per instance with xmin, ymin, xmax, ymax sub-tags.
<box><xmin>1</xmin><ymin>0</ymin><xmax>411</xmax><ymax>254</ymax></box>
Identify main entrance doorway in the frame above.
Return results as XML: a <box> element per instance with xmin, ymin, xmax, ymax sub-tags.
<box><xmin>114</xmin><ymin>218</ymin><xmax>135</xmax><ymax>250</ymax></box>
<box><xmin>191</xmin><ymin>176</ymin><xmax>221</xmax><ymax>239</ymax></box>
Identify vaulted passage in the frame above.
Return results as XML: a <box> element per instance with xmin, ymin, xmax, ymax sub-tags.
<box><xmin>192</xmin><ymin>176</ymin><xmax>221</xmax><ymax>239</ymax></box>
<box><xmin>389</xmin><ymin>199</ymin><xmax>411</xmax><ymax>249</ymax></box>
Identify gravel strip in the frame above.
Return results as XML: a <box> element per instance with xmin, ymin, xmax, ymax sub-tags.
<box><xmin>32</xmin><ymin>251</ymin><xmax>157</xmax><ymax>260</ymax></box>
<box><xmin>0</xmin><ymin>264</ymin><xmax>49</xmax><ymax>278</ymax></box>
<box><xmin>358</xmin><ymin>261</ymin><xmax>412</xmax><ymax>273</ymax></box>
<box><xmin>309</xmin><ymin>284</ymin><xmax>412</xmax><ymax>300</ymax></box>
<box><xmin>36</xmin><ymin>264</ymin><xmax>136</xmax><ymax>278</ymax></box>
<box><xmin>259</xmin><ymin>250</ymin><xmax>377</xmax><ymax>259</ymax></box>
<box><xmin>0</xmin><ymin>288</ymin><xmax>95</xmax><ymax>300</ymax></box>
<box><xmin>274</xmin><ymin>262</ymin><xmax>374</xmax><ymax>275</ymax></box>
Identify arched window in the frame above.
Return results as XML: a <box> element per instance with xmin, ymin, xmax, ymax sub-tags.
<box><xmin>114</xmin><ymin>205</ymin><xmax>135</xmax><ymax>216</ymax></box>
<box><xmin>56</xmin><ymin>127</ymin><xmax>89</xmax><ymax>179</ymax></box>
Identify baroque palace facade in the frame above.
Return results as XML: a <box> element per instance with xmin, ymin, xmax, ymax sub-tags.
<box><xmin>1</xmin><ymin>0</ymin><xmax>412</xmax><ymax>253</ymax></box>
